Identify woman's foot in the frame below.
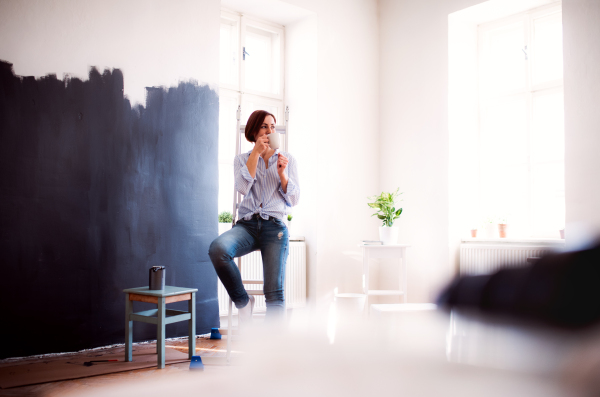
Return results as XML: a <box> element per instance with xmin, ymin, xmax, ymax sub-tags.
<box><xmin>238</xmin><ymin>295</ymin><xmax>255</xmax><ymax>328</ymax></box>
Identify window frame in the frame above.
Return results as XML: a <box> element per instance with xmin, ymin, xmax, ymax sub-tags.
<box><xmin>241</xmin><ymin>15</ymin><xmax>285</xmax><ymax>100</ymax></box>
<box><xmin>220</xmin><ymin>10</ymin><xmax>285</xmax><ymax>101</ymax></box>
<box><xmin>217</xmin><ymin>9</ymin><xmax>286</xmax><ymax>213</ymax></box>
<box><xmin>476</xmin><ymin>3</ymin><xmax>564</xmax><ymax>238</ymax></box>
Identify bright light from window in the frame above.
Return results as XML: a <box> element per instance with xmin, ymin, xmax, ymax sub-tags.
<box><xmin>532</xmin><ymin>13</ymin><xmax>563</xmax><ymax>85</ymax></box>
<box><xmin>245</xmin><ymin>25</ymin><xmax>281</xmax><ymax>96</ymax></box>
<box><xmin>219</xmin><ymin>18</ymin><xmax>239</xmax><ymax>87</ymax></box>
<box><xmin>476</xmin><ymin>7</ymin><xmax>564</xmax><ymax>238</ymax></box>
<box><xmin>480</xmin><ymin>22</ymin><xmax>526</xmax><ymax>96</ymax></box>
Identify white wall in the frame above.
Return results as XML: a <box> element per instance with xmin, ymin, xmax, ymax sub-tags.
<box><xmin>562</xmin><ymin>0</ymin><xmax>600</xmax><ymax>238</ymax></box>
<box><xmin>379</xmin><ymin>0</ymin><xmax>486</xmax><ymax>303</ymax></box>
<box><xmin>0</xmin><ymin>0</ymin><xmax>220</xmax><ymax>105</ymax></box>
<box><xmin>282</xmin><ymin>0</ymin><xmax>380</xmax><ymax>305</ymax></box>
<box><xmin>285</xmin><ymin>15</ymin><xmax>319</xmax><ymax>304</ymax></box>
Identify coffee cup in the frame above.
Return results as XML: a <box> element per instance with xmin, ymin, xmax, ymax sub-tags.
<box><xmin>267</xmin><ymin>132</ymin><xmax>280</xmax><ymax>150</ymax></box>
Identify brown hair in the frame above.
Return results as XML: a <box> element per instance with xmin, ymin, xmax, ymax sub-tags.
<box><xmin>244</xmin><ymin>110</ymin><xmax>276</xmax><ymax>142</ymax></box>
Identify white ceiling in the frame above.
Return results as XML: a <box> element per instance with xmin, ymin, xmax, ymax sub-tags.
<box><xmin>220</xmin><ymin>0</ymin><xmax>314</xmax><ymax>26</ymax></box>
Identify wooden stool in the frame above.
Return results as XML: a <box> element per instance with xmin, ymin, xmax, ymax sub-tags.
<box><xmin>124</xmin><ymin>286</ymin><xmax>198</xmax><ymax>369</ymax></box>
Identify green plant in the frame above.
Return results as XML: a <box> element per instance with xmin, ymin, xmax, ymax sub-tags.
<box><xmin>218</xmin><ymin>211</ymin><xmax>233</xmax><ymax>223</ymax></box>
<box><xmin>367</xmin><ymin>188</ymin><xmax>403</xmax><ymax>227</ymax></box>
<box><xmin>287</xmin><ymin>214</ymin><xmax>293</xmax><ymax>222</ymax></box>
<box><xmin>496</xmin><ymin>212</ymin><xmax>511</xmax><ymax>224</ymax></box>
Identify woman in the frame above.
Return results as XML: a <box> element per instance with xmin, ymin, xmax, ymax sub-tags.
<box><xmin>209</xmin><ymin>110</ymin><xmax>300</xmax><ymax>324</ymax></box>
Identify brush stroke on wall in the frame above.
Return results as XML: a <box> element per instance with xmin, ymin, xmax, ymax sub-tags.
<box><xmin>0</xmin><ymin>61</ymin><xmax>219</xmax><ymax>359</ymax></box>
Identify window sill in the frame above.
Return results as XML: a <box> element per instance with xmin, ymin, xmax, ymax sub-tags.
<box><xmin>461</xmin><ymin>238</ymin><xmax>565</xmax><ymax>246</ymax></box>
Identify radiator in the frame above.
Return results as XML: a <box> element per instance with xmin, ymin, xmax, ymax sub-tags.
<box><xmin>459</xmin><ymin>243</ymin><xmax>561</xmax><ymax>275</ymax></box>
<box><xmin>217</xmin><ymin>241</ymin><xmax>307</xmax><ymax>316</ymax></box>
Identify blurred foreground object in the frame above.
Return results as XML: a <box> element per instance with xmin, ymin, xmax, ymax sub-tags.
<box><xmin>72</xmin><ymin>309</ymin><xmax>575</xmax><ymax>397</ymax></box>
<box><xmin>438</xmin><ymin>242</ymin><xmax>600</xmax><ymax>328</ymax></box>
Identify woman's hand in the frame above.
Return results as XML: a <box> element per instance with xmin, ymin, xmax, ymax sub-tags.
<box><xmin>277</xmin><ymin>154</ymin><xmax>289</xmax><ymax>176</ymax></box>
<box><xmin>278</xmin><ymin>154</ymin><xmax>289</xmax><ymax>193</ymax></box>
<box><xmin>253</xmin><ymin>135</ymin><xmax>270</xmax><ymax>157</ymax></box>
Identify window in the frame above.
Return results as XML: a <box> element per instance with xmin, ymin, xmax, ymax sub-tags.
<box><xmin>476</xmin><ymin>5</ymin><xmax>564</xmax><ymax>238</ymax></box>
<box><xmin>218</xmin><ymin>10</ymin><xmax>285</xmax><ymax>214</ymax></box>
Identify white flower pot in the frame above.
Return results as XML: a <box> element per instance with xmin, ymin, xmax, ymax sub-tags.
<box><xmin>379</xmin><ymin>226</ymin><xmax>399</xmax><ymax>245</ymax></box>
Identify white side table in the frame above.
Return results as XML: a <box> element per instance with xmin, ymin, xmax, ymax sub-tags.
<box><xmin>358</xmin><ymin>244</ymin><xmax>410</xmax><ymax>303</ymax></box>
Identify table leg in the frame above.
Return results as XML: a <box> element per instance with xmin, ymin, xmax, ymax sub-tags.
<box><xmin>363</xmin><ymin>248</ymin><xmax>369</xmax><ymax>295</ymax></box>
<box><xmin>226</xmin><ymin>297</ymin><xmax>232</xmax><ymax>364</ymax></box>
<box><xmin>157</xmin><ymin>297</ymin><xmax>166</xmax><ymax>369</ymax></box>
<box><xmin>188</xmin><ymin>292</ymin><xmax>196</xmax><ymax>359</ymax></box>
<box><xmin>402</xmin><ymin>248</ymin><xmax>407</xmax><ymax>303</ymax></box>
<box><xmin>125</xmin><ymin>293</ymin><xmax>133</xmax><ymax>362</ymax></box>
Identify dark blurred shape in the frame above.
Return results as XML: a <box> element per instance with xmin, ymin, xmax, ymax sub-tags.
<box><xmin>438</xmin><ymin>243</ymin><xmax>600</xmax><ymax>328</ymax></box>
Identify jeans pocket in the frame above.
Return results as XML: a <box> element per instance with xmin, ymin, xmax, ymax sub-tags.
<box><xmin>271</xmin><ymin>217</ymin><xmax>286</xmax><ymax>227</ymax></box>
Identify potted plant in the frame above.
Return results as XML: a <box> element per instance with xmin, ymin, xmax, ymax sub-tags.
<box><xmin>483</xmin><ymin>216</ymin><xmax>497</xmax><ymax>238</ymax></box>
<box><xmin>497</xmin><ymin>215</ymin><xmax>508</xmax><ymax>238</ymax></box>
<box><xmin>468</xmin><ymin>219</ymin><xmax>479</xmax><ymax>237</ymax></box>
<box><xmin>367</xmin><ymin>188</ymin><xmax>403</xmax><ymax>245</ymax></box>
<box><xmin>470</xmin><ymin>226</ymin><xmax>478</xmax><ymax>238</ymax></box>
<box><xmin>218</xmin><ymin>211</ymin><xmax>233</xmax><ymax>235</ymax></box>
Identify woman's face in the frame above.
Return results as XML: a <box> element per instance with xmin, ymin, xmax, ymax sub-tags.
<box><xmin>255</xmin><ymin>115</ymin><xmax>276</xmax><ymax>140</ymax></box>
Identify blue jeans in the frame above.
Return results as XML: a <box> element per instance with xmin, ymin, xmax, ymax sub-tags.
<box><xmin>209</xmin><ymin>215</ymin><xmax>289</xmax><ymax>317</ymax></box>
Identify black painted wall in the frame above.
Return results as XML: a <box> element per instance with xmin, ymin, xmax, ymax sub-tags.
<box><xmin>0</xmin><ymin>61</ymin><xmax>220</xmax><ymax>359</ymax></box>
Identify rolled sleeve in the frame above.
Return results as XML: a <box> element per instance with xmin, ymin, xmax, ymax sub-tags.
<box><xmin>279</xmin><ymin>154</ymin><xmax>300</xmax><ymax>207</ymax></box>
<box><xmin>234</xmin><ymin>155</ymin><xmax>256</xmax><ymax>195</ymax></box>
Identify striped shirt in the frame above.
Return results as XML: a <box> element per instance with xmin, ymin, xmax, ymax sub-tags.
<box><xmin>234</xmin><ymin>149</ymin><xmax>300</xmax><ymax>221</ymax></box>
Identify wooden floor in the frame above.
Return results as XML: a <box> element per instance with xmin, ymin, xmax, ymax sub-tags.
<box><xmin>0</xmin><ymin>337</ymin><xmax>231</xmax><ymax>397</ymax></box>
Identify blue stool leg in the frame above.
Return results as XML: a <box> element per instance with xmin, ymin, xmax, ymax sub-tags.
<box><xmin>157</xmin><ymin>297</ymin><xmax>166</xmax><ymax>369</ymax></box>
<box><xmin>188</xmin><ymin>292</ymin><xmax>196</xmax><ymax>359</ymax></box>
<box><xmin>125</xmin><ymin>293</ymin><xmax>133</xmax><ymax>362</ymax></box>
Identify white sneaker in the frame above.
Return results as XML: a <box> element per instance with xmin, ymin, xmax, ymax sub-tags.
<box><xmin>238</xmin><ymin>295</ymin><xmax>255</xmax><ymax>328</ymax></box>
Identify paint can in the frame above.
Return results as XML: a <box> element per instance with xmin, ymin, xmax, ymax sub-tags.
<box><xmin>149</xmin><ymin>266</ymin><xmax>166</xmax><ymax>290</ymax></box>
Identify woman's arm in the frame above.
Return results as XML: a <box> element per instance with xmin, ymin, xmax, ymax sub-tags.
<box><xmin>278</xmin><ymin>154</ymin><xmax>289</xmax><ymax>193</ymax></box>
<box><xmin>246</xmin><ymin>135</ymin><xmax>269</xmax><ymax>178</ymax></box>
<box><xmin>235</xmin><ymin>135</ymin><xmax>270</xmax><ymax>195</ymax></box>
<box><xmin>234</xmin><ymin>155</ymin><xmax>256</xmax><ymax>196</ymax></box>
